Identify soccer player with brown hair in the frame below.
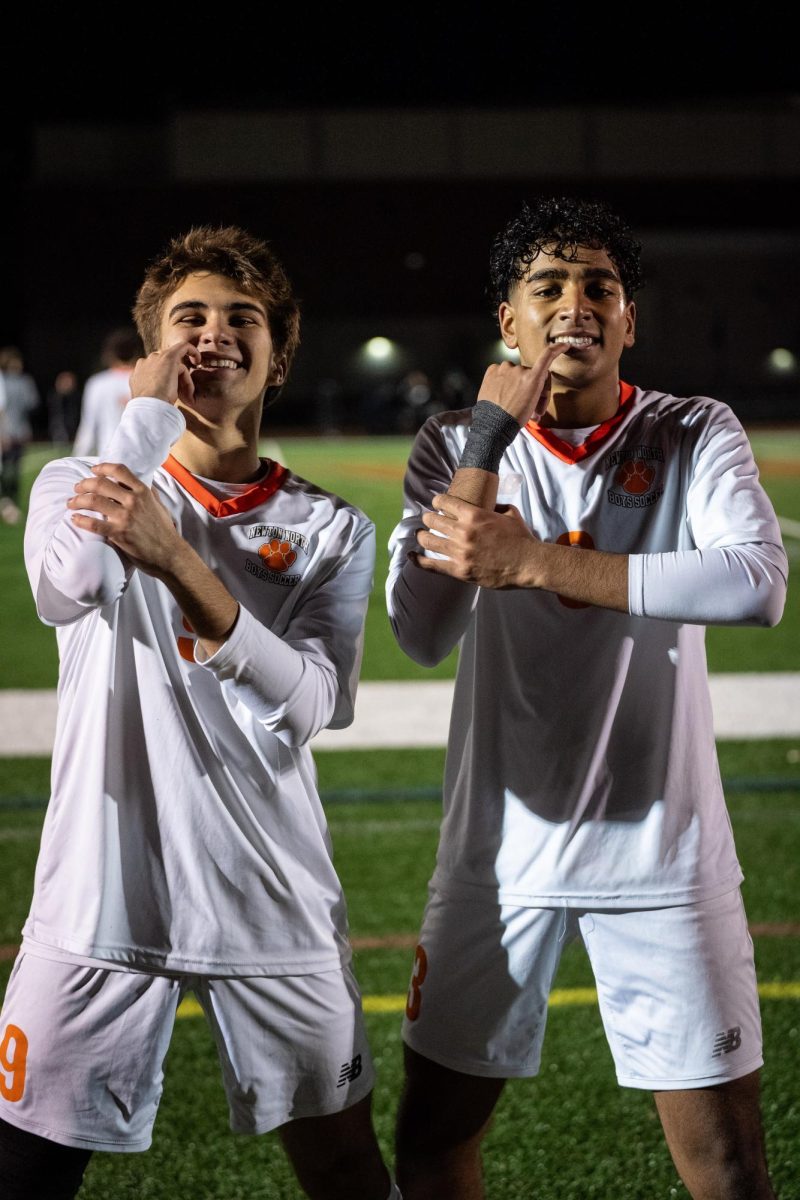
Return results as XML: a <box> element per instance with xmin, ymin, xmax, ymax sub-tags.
<box><xmin>0</xmin><ymin>226</ymin><xmax>398</xmax><ymax>1200</ymax></box>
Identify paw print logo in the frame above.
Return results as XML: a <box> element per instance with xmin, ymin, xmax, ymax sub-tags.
<box><xmin>615</xmin><ymin>459</ymin><xmax>655</xmax><ymax>495</ymax></box>
<box><xmin>258</xmin><ymin>538</ymin><xmax>297</xmax><ymax>573</ymax></box>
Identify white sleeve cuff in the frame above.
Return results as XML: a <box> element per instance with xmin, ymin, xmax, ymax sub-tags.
<box><xmin>104</xmin><ymin>398</ymin><xmax>186</xmax><ymax>482</ymax></box>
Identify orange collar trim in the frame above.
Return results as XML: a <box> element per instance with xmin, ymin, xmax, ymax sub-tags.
<box><xmin>524</xmin><ymin>382</ymin><xmax>637</xmax><ymax>465</ymax></box>
<box><xmin>163</xmin><ymin>455</ymin><xmax>288</xmax><ymax>518</ymax></box>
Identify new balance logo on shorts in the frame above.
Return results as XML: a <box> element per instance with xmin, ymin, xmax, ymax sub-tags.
<box><xmin>336</xmin><ymin>1055</ymin><xmax>362</xmax><ymax>1087</ymax></box>
<box><xmin>712</xmin><ymin>1026</ymin><xmax>742</xmax><ymax>1057</ymax></box>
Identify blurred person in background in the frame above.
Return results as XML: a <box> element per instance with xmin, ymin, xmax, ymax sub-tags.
<box><xmin>47</xmin><ymin>370</ymin><xmax>82</xmax><ymax>444</ymax></box>
<box><xmin>0</xmin><ymin>346</ymin><xmax>40</xmax><ymax>525</ymax></box>
<box><xmin>72</xmin><ymin>327</ymin><xmax>141</xmax><ymax>456</ymax></box>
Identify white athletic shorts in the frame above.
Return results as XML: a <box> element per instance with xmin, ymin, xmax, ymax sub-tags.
<box><xmin>0</xmin><ymin>951</ymin><xmax>374</xmax><ymax>1152</ymax></box>
<box><xmin>402</xmin><ymin>887</ymin><xmax>763</xmax><ymax>1090</ymax></box>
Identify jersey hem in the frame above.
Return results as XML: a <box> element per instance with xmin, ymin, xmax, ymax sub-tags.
<box><xmin>401</xmin><ymin>1028</ymin><xmax>539</xmax><ymax>1080</ymax></box>
<box><xmin>615</xmin><ymin>1052</ymin><xmax>764</xmax><ymax>1092</ymax></box>
<box><xmin>21</xmin><ymin>935</ymin><xmax>351</xmax><ymax>978</ymax></box>
<box><xmin>235</xmin><ymin>1067</ymin><xmax>376</xmax><ymax>1135</ymax></box>
<box><xmin>0</xmin><ymin>1107</ymin><xmax>152</xmax><ymax>1154</ymax></box>
<box><xmin>430</xmin><ymin>868</ymin><xmax>745</xmax><ymax>910</ymax></box>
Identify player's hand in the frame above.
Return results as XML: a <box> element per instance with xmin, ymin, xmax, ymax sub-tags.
<box><xmin>129</xmin><ymin>342</ymin><xmax>200</xmax><ymax>407</ymax></box>
<box><xmin>68</xmin><ymin>463</ymin><xmax>182</xmax><ymax>576</ymax></box>
<box><xmin>478</xmin><ymin>342</ymin><xmax>567</xmax><ymax>427</ymax></box>
<box><xmin>415</xmin><ymin>493</ymin><xmax>540</xmax><ymax>588</ymax></box>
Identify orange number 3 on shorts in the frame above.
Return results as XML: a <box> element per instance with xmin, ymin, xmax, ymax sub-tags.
<box><xmin>0</xmin><ymin>1023</ymin><xmax>28</xmax><ymax>1102</ymax></box>
<box><xmin>405</xmin><ymin>944</ymin><xmax>428</xmax><ymax>1022</ymax></box>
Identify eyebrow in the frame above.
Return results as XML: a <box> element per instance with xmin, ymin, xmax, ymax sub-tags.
<box><xmin>526</xmin><ymin>266</ymin><xmax>621</xmax><ymax>285</ymax></box>
<box><xmin>167</xmin><ymin>299</ymin><xmax>267</xmax><ymax>319</ymax></box>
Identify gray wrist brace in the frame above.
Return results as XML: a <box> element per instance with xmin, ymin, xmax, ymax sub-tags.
<box><xmin>458</xmin><ymin>400</ymin><xmax>521</xmax><ymax>473</ymax></box>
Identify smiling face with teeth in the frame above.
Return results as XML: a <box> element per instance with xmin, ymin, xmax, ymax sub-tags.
<box><xmin>498</xmin><ymin>245</ymin><xmax>636</xmax><ymax>425</ymax></box>
<box><xmin>160</xmin><ymin>271</ymin><xmax>285</xmax><ymax>426</ymax></box>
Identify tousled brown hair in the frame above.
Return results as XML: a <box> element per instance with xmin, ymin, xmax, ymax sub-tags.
<box><xmin>133</xmin><ymin>226</ymin><xmax>300</xmax><ymax>404</ymax></box>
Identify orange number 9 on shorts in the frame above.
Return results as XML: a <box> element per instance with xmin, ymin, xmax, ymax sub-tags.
<box><xmin>0</xmin><ymin>1023</ymin><xmax>28</xmax><ymax>1102</ymax></box>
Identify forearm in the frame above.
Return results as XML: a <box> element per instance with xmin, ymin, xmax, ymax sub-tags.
<box><xmin>104</xmin><ymin>397</ymin><xmax>185</xmax><ymax>484</ymax></box>
<box><xmin>26</xmin><ymin>464</ymin><xmax>131</xmax><ymax>622</ymax></box>
<box><xmin>28</xmin><ymin>399</ymin><xmax>186</xmax><ymax>623</ymax></box>
<box><xmin>193</xmin><ymin>604</ymin><xmax>338</xmax><ymax>744</ymax></box>
<box><xmin>155</xmin><ymin>540</ymin><xmax>239</xmax><ymax>654</ymax></box>
<box><xmin>391</xmin><ymin>469</ymin><xmax>490</xmax><ymax>667</ymax></box>
<box><xmin>519</xmin><ymin>541</ymin><xmax>629</xmax><ymax>611</ymax></box>
<box><xmin>447</xmin><ymin>466</ymin><xmax>499</xmax><ymax>509</ymax></box>
<box><xmin>195</xmin><ymin>519</ymin><xmax>376</xmax><ymax>744</ymax></box>
<box><xmin>437</xmin><ymin>533</ymin><xmax>786</xmax><ymax>625</ymax></box>
<box><xmin>446</xmin><ymin>397</ymin><xmax>524</xmax><ymax>509</ymax></box>
<box><xmin>630</xmin><ymin>542</ymin><xmax>787</xmax><ymax>627</ymax></box>
<box><xmin>387</xmin><ymin>554</ymin><xmax>478</xmax><ymax>667</ymax></box>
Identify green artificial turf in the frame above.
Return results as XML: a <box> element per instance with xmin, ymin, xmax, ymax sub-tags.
<box><xmin>2</xmin><ymin>433</ymin><xmax>799</xmax><ymax>687</ymax></box>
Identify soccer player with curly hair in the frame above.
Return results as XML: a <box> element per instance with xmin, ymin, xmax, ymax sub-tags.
<box><xmin>0</xmin><ymin>227</ymin><xmax>399</xmax><ymax>1200</ymax></box>
<box><xmin>387</xmin><ymin>197</ymin><xmax>785</xmax><ymax>1199</ymax></box>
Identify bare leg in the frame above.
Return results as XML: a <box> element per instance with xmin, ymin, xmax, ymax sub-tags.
<box><xmin>278</xmin><ymin>1092</ymin><xmax>391</xmax><ymax>1200</ymax></box>
<box><xmin>395</xmin><ymin>1046</ymin><xmax>506</xmax><ymax>1200</ymax></box>
<box><xmin>655</xmin><ymin>1070</ymin><xmax>775</xmax><ymax>1200</ymax></box>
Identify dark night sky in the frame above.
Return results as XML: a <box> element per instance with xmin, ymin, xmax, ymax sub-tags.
<box><xmin>6</xmin><ymin>15</ymin><xmax>797</xmax><ymax>124</ymax></box>
<box><xmin>3</xmin><ymin>11</ymin><xmax>797</xmax><ymax>424</ymax></box>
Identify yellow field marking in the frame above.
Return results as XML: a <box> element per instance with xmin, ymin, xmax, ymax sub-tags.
<box><xmin>175</xmin><ymin>982</ymin><xmax>800</xmax><ymax>1020</ymax></box>
<box><xmin>178</xmin><ymin>997</ymin><xmax>204</xmax><ymax>1017</ymax></box>
<box><xmin>758</xmin><ymin>982</ymin><xmax>800</xmax><ymax>1000</ymax></box>
<box><xmin>363</xmin><ymin>995</ymin><xmax>407</xmax><ymax>1013</ymax></box>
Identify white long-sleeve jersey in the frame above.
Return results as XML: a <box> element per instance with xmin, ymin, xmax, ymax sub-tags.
<box><xmin>387</xmin><ymin>384</ymin><xmax>787</xmax><ymax>908</ymax></box>
<box><xmin>23</xmin><ymin>398</ymin><xmax>375</xmax><ymax>975</ymax></box>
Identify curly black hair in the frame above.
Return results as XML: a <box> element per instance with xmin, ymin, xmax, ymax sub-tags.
<box><xmin>489</xmin><ymin>197</ymin><xmax>644</xmax><ymax>313</ymax></box>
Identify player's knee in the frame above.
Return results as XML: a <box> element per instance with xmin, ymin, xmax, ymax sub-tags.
<box><xmin>702</xmin><ymin>1144</ymin><xmax>773</xmax><ymax>1200</ymax></box>
<box><xmin>0</xmin><ymin>1117</ymin><xmax>92</xmax><ymax>1200</ymax></box>
<box><xmin>396</xmin><ymin>1050</ymin><xmax>501</xmax><ymax>1160</ymax></box>
<box><xmin>280</xmin><ymin>1101</ymin><xmax>389</xmax><ymax>1199</ymax></box>
<box><xmin>679</xmin><ymin>1129</ymin><xmax>773</xmax><ymax>1200</ymax></box>
<box><xmin>689</xmin><ymin>1162</ymin><xmax>773</xmax><ymax>1200</ymax></box>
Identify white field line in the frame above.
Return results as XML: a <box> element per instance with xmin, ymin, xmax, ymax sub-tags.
<box><xmin>1</xmin><ymin>675</ymin><xmax>799</xmax><ymax>756</ymax></box>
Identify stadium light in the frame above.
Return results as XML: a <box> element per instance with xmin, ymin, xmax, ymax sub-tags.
<box><xmin>765</xmin><ymin>348</ymin><xmax>797</xmax><ymax>376</ymax></box>
<box><xmin>363</xmin><ymin>336</ymin><xmax>396</xmax><ymax>363</ymax></box>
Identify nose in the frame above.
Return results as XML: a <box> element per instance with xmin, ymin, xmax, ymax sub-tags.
<box><xmin>197</xmin><ymin>314</ymin><xmax>234</xmax><ymax>346</ymax></box>
<box><xmin>557</xmin><ymin>283</ymin><xmax>592</xmax><ymax>324</ymax></box>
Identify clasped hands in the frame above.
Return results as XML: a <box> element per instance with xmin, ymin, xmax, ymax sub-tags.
<box><xmin>68</xmin><ymin>463</ymin><xmax>181</xmax><ymax>578</ymax></box>
<box><xmin>415</xmin><ymin>496</ymin><xmax>540</xmax><ymax>589</ymax></box>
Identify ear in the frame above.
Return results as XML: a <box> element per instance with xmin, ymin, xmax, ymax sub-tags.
<box><xmin>269</xmin><ymin>356</ymin><xmax>287</xmax><ymax>387</ymax></box>
<box><xmin>498</xmin><ymin>300</ymin><xmax>518</xmax><ymax>349</ymax></box>
<box><xmin>623</xmin><ymin>301</ymin><xmax>636</xmax><ymax>349</ymax></box>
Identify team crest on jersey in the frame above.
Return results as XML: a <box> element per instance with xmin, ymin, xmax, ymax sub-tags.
<box><xmin>244</xmin><ymin>524</ymin><xmax>309</xmax><ymax>587</ymax></box>
<box><xmin>605</xmin><ymin>446</ymin><xmax>664</xmax><ymax>509</ymax></box>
